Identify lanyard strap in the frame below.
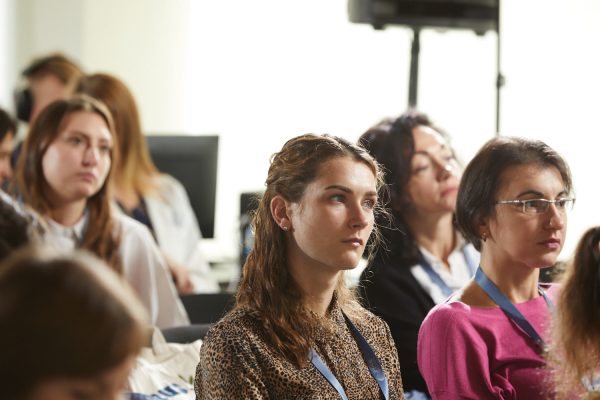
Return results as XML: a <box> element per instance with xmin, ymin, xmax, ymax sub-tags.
<box><xmin>419</xmin><ymin>247</ymin><xmax>478</xmax><ymax>297</ymax></box>
<box><xmin>474</xmin><ymin>267</ymin><xmax>554</xmax><ymax>350</ymax></box>
<box><xmin>309</xmin><ymin>313</ymin><xmax>389</xmax><ymax>400</ymax></box>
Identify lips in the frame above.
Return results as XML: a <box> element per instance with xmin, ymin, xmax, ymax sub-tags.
<box><xmin>78</xmin><ymin>172</ymin><xmax>97</xmax><ymax>182</ymax></box>
<box><xmin>342</xmin><ymin>237</ymin><xmax>364</xmax><ymax>247</ymax></box>
<box><xmin>440</xmin><ymin>186</ymin><xmax>459</xmax><ymax>197</ymax></box>
<box><xmin>538</xmin><ymin>238</ymin><xmax>561</xmax><ymax>249</ymax></box>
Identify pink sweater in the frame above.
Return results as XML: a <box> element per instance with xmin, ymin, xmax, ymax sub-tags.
<box><xmin>417</xmin><ymin>286</ymin><xmax>557</xmax><ymax>399</ymax></box>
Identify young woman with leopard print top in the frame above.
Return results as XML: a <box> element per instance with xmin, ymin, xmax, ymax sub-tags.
<box><xmin>195</xmin><ymin>134</ymin><xmax>404</xmax><ymax>399</ymax></box>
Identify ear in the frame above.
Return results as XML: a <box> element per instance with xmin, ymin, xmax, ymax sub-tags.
<box><xmin>270</xmin><ymin>195</ymin><xmax>293</xmax><ymax>231</ymax></box>
<box><xmin>477</xmin><ymin>216</ymin><xmax>490</xmax><ymax>242</ymax></box>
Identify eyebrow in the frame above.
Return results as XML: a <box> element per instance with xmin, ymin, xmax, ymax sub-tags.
<box><xmin>67</xmin><ymin>130</ymin><xmax>112</xmax><ymax>143</ymax></box>
<box><xmin>324</xmin><ymin>185</ymin><xmax>377</xmax><ymax>197</ymax></box>
<box><xmin>413</xmin><ymin>144</ymin><xmax>449</xmax><ymax>156</ymax></box>
<box><xmin>516</xmin><ymin>189</ymin><xmax>568</xmax><ymax>198</ymax></box>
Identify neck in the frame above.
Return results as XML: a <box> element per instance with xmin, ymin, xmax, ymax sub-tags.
<box><xmin>47</xmin><ymin>199</ymin><xmax>87</xmax><ymax>227</ymax></box>
<box><xmin>406</xmin><ymin>212</ymin><xmax>456</xmax><ymax>265</ymax></box>
<box><xmin>479</xmin><ymin>250</ymin><xmax>540</xmax><ymax>303</ymax></box>
<box><xmin>287</xmin><ymin>253</ymin><xmax>339</xmax><ymax>318</ymax></box>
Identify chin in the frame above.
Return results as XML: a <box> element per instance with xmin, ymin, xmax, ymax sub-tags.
<box><xmin>530</xmin><ymin>255</ymin><xmax>559</xmax><ymax>269</ymax></box>
<box><xmin>339</xmin><ymin>257</ymin><xmax>364</xmax><ymax>270</ymax></box>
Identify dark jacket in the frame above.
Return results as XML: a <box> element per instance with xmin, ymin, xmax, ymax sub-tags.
<box><xmin>358</xmin><ymin>256</ymin><xmax>435</xmax><ymax>395</ymax></box>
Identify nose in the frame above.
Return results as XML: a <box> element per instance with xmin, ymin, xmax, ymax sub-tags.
<box><xmin>432</xmin><ymin>157</ymin><xmax>453</xmax><ymax>180</ymax></box>
<box><xmin>349</xmin><ymin>201</ymin><xmax>370</xmax><ymax>230</ymax></box>
<box><xmin>82</xmin><ymin>145</ymin><xmax>99</xmax><ymax>166</ymax></box>
<box><xmin>545</xmin><ymin>203</ymin><xmax>565</xmax><ymax>230</ymax></box>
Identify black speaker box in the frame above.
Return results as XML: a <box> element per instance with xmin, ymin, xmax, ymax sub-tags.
<box><xmin>348</xmin><ymin>0</ymin><xmax>498</xmax><ymax>33</ymax></box>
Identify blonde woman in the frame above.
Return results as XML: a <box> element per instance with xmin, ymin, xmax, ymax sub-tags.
<box><xmin>550</xmin><ymin>226</ymin><xmax>600</xmax><ymax>399</ymax></box>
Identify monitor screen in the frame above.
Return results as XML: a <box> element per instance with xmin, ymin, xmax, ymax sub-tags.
<box><xmin>146</xmin><ymin>135</ymin><xmax>219</xmax><ymax>238</ymax></box>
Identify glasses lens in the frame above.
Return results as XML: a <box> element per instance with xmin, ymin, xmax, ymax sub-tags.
<box><xmin>558</xmin><ymin>198</ymin><xmax>575</xmax><ymax>211</ymax></box>
<box><xmin>523</xmin><ymin>200</ymin><xmax>548</xmax><ymax>214</ymax></box>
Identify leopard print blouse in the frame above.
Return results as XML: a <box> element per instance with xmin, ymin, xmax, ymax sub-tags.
<box><xmin>195</xmin><ymin>298</ymin><xmax>404</xmax><ymax>399</ymax></box>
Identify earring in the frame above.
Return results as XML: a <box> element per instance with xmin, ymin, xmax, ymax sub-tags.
<box><xmin>481</xmin><ymin>232</ymin><xmax>487</xmax><ymax>242</ymax></box>
<box><xmin>281</xmin><ymin>224</ymin><xmax>289</xmax><ymax>231</ymax></box>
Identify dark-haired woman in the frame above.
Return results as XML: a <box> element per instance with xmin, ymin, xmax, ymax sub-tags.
<box><xmin>358</xmin><ymin>111</ymin><xmax>478</xmax><ymax>397</ymax></box>
<box><xmin>418</xmin><ymin>136</ymin><xmax>573</xmax><ymax>399</ymax></box>
<box><xmin>196</xmin><ymin>133</ymin><xmax>404</xmax><ymax>399</ymax></box>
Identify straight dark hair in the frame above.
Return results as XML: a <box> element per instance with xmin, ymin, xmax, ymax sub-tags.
<box><xmin>359</xmin><ymin>110</ymin><xmax>452</xmax><ymax>267</ymax></box>
<box><xmin>456</xmin><ymin>136</ymin><xmax>572</xmax><ymax>251</ymax></box>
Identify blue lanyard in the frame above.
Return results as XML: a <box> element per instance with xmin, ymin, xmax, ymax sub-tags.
<box><xmin>474</xmin><ymin>267</ymin><xmax>554</xmax><ymax>351</ymax></box>
<box><xmin>419</xmin><ymin>246</ymin><xmax>477</xmax><ymax>297</ymax></box>
<box><xmin>309</xmin><ymin>313</ymin><xmax>389</xmax><ymax>400</ymax></box>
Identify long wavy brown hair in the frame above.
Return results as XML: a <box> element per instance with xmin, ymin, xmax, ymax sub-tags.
<box><xmin>15</xmin><ymin>95</ymin><xmax>122</xmax><ymax>272</ymax></box>
<box><xmin>76</xmin><ymin>73</ymin><xmax>160</xmax><ymax>197</ymax></box>
<box><xmin>550</xmin><ymin>226</ymin><xmax>600</xmax><ymax>399</ymax></box>
<box><xmin>235</xmin><ymin>133</ymin><xmax>385</xmax><ymax>367</ymax></box>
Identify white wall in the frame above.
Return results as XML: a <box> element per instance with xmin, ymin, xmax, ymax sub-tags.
<box><xmin>4</xmin><ymin>0</ymin><xmax>598</xmax><ymax>261</ymax></box>
<box><xmin>0</xmin><ymin>0</ymin><xmax>16</xmax><ymax>109</ymax></box>
<box><xmin>501</xmin><ymin>0</ymin><xmax>600</xmax><ymax>259</ymax></box>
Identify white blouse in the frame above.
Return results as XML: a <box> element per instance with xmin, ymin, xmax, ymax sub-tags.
<box><xmin>45</xmin><ymin>212</ymin><xmax>190</xmax><ymax>329</ymax></box>
<box><xmin>411</xmin><ymin>234</ymin><xmax>480</xmax><ymax>304</ymax></box>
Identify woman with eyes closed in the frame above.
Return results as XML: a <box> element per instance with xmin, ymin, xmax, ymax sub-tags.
<box><xmin>195</xmin><ymin>134</ymin><xmax>404</xmax><ymax>399</ymax></box>
<box><xmin>358</xmin><ymin>110</ymin><xmax>479</xmax><ymax>398</ymax></box>
<box><xmin>417</xmin><ymin>137</ymin><xmax>574</xmax><ymax>399</ymax></box>
<box><xmin>14</xmin><ymin>95</ymin><xmax>188</xmax><ymax>329</ymax></box>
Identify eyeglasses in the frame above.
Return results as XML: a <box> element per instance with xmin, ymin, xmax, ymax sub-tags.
<box><xmin>494</xmin><ymin>198</ymin><xmax>576</xmax><ymax>215</ymax></box>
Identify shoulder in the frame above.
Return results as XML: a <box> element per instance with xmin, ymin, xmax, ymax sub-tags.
<box><xmin>153</xmin><ymin>173</ymin><xmax>187</xmax><ymax>194</ymax></box>
<box><xmin>113</xmin><ymin>212</ymin><xmax>152</xmax><ymax>239</ymax></box>
<box><xmin>202</xmin><ymin>308</ymin><xmax>264</xmax><ymax>354</ymax></box>
<box><xmin>359</xmin><ymin>258</ymin><xmax>433</xmax><ymax>312</ymax></box>
<box><xmin>348</xmin><ymin>305</ymin><xmax>395</xmax><ymax>343</ymax></box>
<box><xmin>420</xmin><ymin>300</ymin><xmax>477</xmax><ymax>338</ymax></box>
<box><xmin>360</xmin><ymin>257</ymin><xmax>419</xmax><ymax>290</ymax></box>
<box><xmin>352</xmin><ymin>305</ymin><xmax>388</xmax><ymax>329</ymax></box>
<box><xmin>112</xmin><ymin>213</ymin><xmax>161</xmax><ymax>257</ymax></box>
<box><xmin>542</xmin><ymin>282</ymin><xmax>560</xmax><ymax>300</ymax></box>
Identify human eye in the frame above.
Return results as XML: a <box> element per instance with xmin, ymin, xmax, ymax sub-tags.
<box><xmin>68</xmin><ymin>136</ymin><xmax>83</xmax><ymax>145</ymax></box>
<box><xmin>362</xmin><ymin>197</ymin><xmax>377</xmax><ymax>210</ymax></box>
<box><xmin>524</xmin><ymin>199</ymin><xmax>548</xmax><ymax>214</ymax></box>
<box><xmin>412</xmin><ymin>160</ymin><xmax>431</xmax><ymax>174</ymax></box>
<box><xmin>554</xmin><ymin>198</ymin><xmax>572</xmax><ymax>210</ymax></box>
<box><xmin>330</xmin><ymin>193</ymin><xmax>346</xmax><ymax>203</ymax></box>
<box><xmin>99</xmin><ymin>144</ymin><xmax>112</xmax><ymax>154</ymax></box>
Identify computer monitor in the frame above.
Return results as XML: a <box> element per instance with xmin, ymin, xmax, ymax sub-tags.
<box><xmin>146</xmin><ymin>135</ymin><xmax>219</xmax><ymax>238</ymax></box>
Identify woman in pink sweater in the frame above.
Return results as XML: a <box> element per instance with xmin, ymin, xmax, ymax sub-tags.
<box><xmin>418</xmin><ymin>137</ymin><xmax>573</xmax><ymax>399</ymax></box>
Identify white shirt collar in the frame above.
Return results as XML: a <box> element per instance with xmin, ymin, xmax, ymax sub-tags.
<box><xmin>45</xmin><ymin>210</ymin><xmax>89</xmax><ymax>243</ymax></box>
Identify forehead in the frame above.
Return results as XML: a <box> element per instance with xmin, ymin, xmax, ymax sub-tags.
<box><xmin>497</xmin><ymin>163</ymin><xmax>565</xmax><ymax>197</ymax></box>
<box><xmin>412</xmin><ymin>125</ymin><xmax>448</xmax><ymax>151</ymax></box>
<box><xmin>60</xmin><ymin>111</ymin><xmax>112</xmax><ymax>141</ymax></box>
<box><xmin>312</xmin><ymin>156</ymin><xmax>376</xmax><ymax>187</ymax></box>
<box><xmin>29</xmin><ymin>73</ymin><xmax>65</xmax><ymax>89</ymax></box>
